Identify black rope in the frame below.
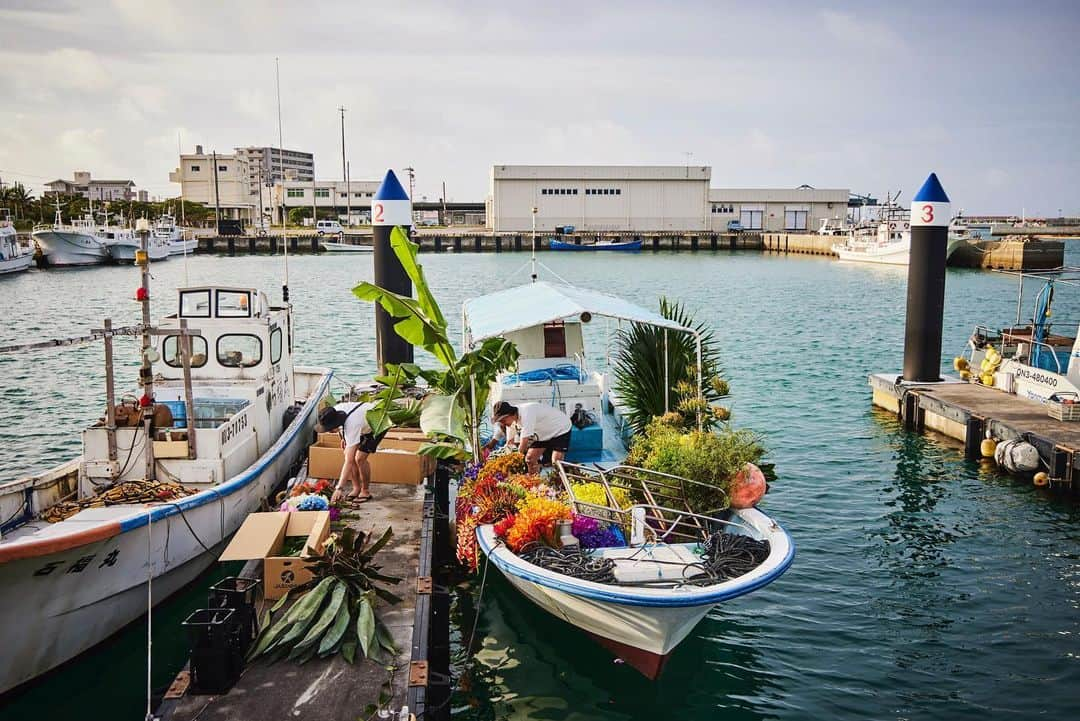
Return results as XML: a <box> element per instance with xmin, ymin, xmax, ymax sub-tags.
<box><xmin>519</xmin><ymin>544</ymin><xmax>616</xmax><ymax>584</ymax></box>
<box><xmin>699</xmin><ymin>532</ymin><xmax>771</xmax><ymax>581</ymax></box>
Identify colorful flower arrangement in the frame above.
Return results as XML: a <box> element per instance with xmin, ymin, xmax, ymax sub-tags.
<box><xmin>571</xmin><ymin>514</ymin><xmax>626</xmax><ymax>550</ymax></box>
<box><xmin>570</xmin><ymin>481</ymin><xmax>633</xmax><ymax>510</ymax></box>
<box><xmin>290</xmin><ymin>478</ymin><xmax>335</xmax><ymax>499</ymax></box>
<box><xmin>501</xmin><ymin>495</ymin><xmax>572</xmax><ymax>552</ymax></box>
<box><xmin>280</xmin><ymin>479</ymin><xmax>341</xmax><ymax>520</ymax></box>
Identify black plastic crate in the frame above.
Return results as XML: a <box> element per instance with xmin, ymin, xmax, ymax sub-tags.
<box><xmin>209</xmin><ymin>576</ymin><xmax>261</xmax><ymax>650</ymax></box>
<box><xmin>183</xmin><ymin>607</ymin><xmax>244</xmax><ymax>694</ymax></box>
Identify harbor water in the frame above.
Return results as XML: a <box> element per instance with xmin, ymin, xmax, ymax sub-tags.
<box><xmin>1</xmin><ymin>249</ymin><xmax>1077</xmax><ymax>720</ymax></box>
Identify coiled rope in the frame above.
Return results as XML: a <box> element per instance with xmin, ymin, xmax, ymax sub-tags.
<box><xmin>699</xmin><ymin>532</ymin><xmax>772</xmax><ymax>581</ymax></box>
<box><xmin>41</xmin><ymin>479</ymin><xmax>193</xmax><ymax>523</ymax></box>
<box><xmin>519</xmin><ymin>544</ymin><xmax>616</xmax><ymax>583</ymax></box>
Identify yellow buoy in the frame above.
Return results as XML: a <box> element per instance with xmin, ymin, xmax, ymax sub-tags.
<box><xmin>959</xmin><ymin>369</ymin><xmax>971</xmax><ymax>381</ymax></box>
<box><xmin>980</xmin><ymin>438</ymin><xmax>997</xmax><ymax>458</ymax></box>
<box><xmin>1033</xmin><ymin>472</ymin><xmax>1049</xmax><ymax>487</ymax></box>
<box><xmin>953</xmin><ymin>357</ymin><xmax>969</xmax><ymax>372</ymax></box>
<box><xmin>980</xmin><ymin>373</ymin><xmax>995</xmax><ymax>386</ymax></box>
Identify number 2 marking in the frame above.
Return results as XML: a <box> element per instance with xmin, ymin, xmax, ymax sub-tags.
<box><xmin>373</xmin><ymin>203</ymin><xmax>384</xmax><ymax>223</ymax></box>
<box><xmin>921</xmin><ymin>204</ymin><xmax>934</xmax><ymax>223</ymax></box>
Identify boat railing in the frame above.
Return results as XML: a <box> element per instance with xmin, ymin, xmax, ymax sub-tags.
<box><xmin>972</xmin><ymin>324</ymin><xmax>1073</xmax><ymax>374</ymax></box>
<box><xmin>556</xmin><ymin>462</ymin><xmax>748</xmax><ymax>544</ymax></box>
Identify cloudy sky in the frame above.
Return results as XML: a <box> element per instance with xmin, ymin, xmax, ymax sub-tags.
<box><xmin>0</xmin><ymin>0</ymin><xmax>1077</xmax><ymax>215</ymax></box>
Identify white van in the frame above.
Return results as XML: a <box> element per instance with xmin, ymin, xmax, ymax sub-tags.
<box><xmin>315</xmin><ymin>219</ymin><xmax>344</xmax><ymax>235</ymax></box>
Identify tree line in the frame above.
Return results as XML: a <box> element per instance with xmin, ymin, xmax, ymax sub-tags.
<box><xmin>0</xmin><ymin>182</ymin><xmax>217</xmax><ymax>229</ymax></box>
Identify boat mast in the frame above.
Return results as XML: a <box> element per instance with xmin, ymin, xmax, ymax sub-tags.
<box><xmin>276</xmin><ymin>57</ymin><xmax>289</xmax><ymax>303</ymax></box>
<box><xmin>530</xmin><ymin>205</ymin><xmax>538</xmax><ymax>282</ymax></box>
<box><xmin>135</xmin><ymin>218</ymin><xmax>156</xmax><ymax>481</ymax></box>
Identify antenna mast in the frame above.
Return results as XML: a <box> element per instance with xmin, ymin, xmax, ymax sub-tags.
<box><xmin>276</xmin><ymin>57</ymin><xmax>289</xmax><ymax>302</ymax></box>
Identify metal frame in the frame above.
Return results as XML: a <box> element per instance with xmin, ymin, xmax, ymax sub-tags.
<box><xmin>555</xmin><ymin>461</ymin><xmax>751</xmax><ymax>544</ymax></box>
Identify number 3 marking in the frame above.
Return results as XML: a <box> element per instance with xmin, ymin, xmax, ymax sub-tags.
<box><xmin>921</xmin><ymin>204</ymin><xmax>934</xmax><ymax>223</ymax></box>
<box><xmin>373</xmin><ymin>203</ymin><xmax>384</xmax><ymax>223</ymax></box>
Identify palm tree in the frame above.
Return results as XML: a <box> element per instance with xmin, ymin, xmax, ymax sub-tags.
<box><xmin>611</xmin><ymin>297</ymin><xmax>729</xmax><ymax>434</ymax></box>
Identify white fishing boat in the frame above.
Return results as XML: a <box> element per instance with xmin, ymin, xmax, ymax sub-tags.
<box><xmin>964</xmin><ymin>267</ymin><xmax>1080</xmax><ymax>401</ymax></box>
<box><xmin>321</xmin><ymin>238</ymin><xmax>373</xmax><ymax>252</ymax></box>
<box><xmin>832</xmin><ymin>203</ymin><xmax>911</xmax><ymax>265</ymax></box>
<box><xmin>0</xmin><ymin>277</ymin><xmax>332</xmax><ymax>694</ymax></box>
<box><xmin>32</xmin><ymin>206</ymin><xmax>108</xmax><ymax>267</ymax></box>
<box><xmin>102</xmin><ymin>223</ymin><xmax>170</xmax><ymax>263</ymax></box>
<box><xmin>463</xmin><ymin>280</ymin><xmax>700</xmax><ymax>462</ymax></box>
<box><xmin>817</xmin><ymin>217</ymin><xmax>849</xmax><ymax>236</ymax></box>
<box><xmin>476</xmin><ymin>462</ymin><xmax>794</xmax><ymax>678</ymax></box>
<box><xmin>0</xmin><ymin>213</ymin><xmax>34</xmax><ymax>275</ymax></box>
<box><xmin>156</xmin><ymin>214</ymin><xmax>198</xmax><ymax>256</ymax></box>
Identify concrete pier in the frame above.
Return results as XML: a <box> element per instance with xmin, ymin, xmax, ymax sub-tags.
<box><xmin>870</xmin><ymin>373</ymin><xmax>1078</xmax><ymax>492</ymax></box>
<box><xmin>158</xmin><ymin>474</ymin><xmax>450</xmax><ymax>720</ymax></box>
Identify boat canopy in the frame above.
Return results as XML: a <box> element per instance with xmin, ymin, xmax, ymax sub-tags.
<box><xmin>464</xmin><ymin>281</ymin><xmax>690</xmax><ymax>347</ymax></box>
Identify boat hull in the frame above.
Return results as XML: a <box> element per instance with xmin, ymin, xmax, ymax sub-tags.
<box><xmin>0</xmin><ymin>368</ymin><xmax>332</xmax><ymax>694</ymax></box>
<box><xmin>833</xmin><ymin>242</ymin><xmax>909</xmax><ymax>265</ymax></box>
<box><xmin>0</xmin><ymin>254</ymin><xmax>33</xmax><ymax>275</ymax></box>
<box><xmin>107</xmin><ymin>240</ymin><xmax>170</xmax><ymax>262</ymax></box>
<box><xmin>167</xmin><ymin>238</ymin><xmax>198</xmax><ymax>256</ymax></box>
<box><xmin>32</xmin><ymin>230</ymin><xmax>108</xmax><ymax>267</ymax></box>
<box><xmin>321</xmin><ymin>241</ymin><xmax>373</xmax><ymax>252</ymax></box>
<box><xmin>550</xmin><ymin>239</ymin><xmax>642</xmax><ymax>251</ymax></box>
<box><xmin>476</xmin><ymin>507</ymin><xmax>794</xmax><ymax>678</ymax></box>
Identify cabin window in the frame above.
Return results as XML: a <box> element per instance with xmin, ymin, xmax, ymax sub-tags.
<box><xmin>543</xmin><ymin>322</ymin><xmax>566</xmax><ymax>358</ymax></box>
<box><xmin>216</xmin><ymin>290</ymin><xmax>251</xmax><ymax>318</ymax></box>
<box><xmin>217</xmin><ymin>334</ymin><xmax>262</xmax><ymax>368</ymax></box>
<box><xmin>180</xmin><ymin>290</ymin><xmax>211</xmax><ymax>318</ymax></box>
<box><xmin>270</xmin><ymin>328</ymin><xmax>283</xmax><ymax>364</ymax></box>
<box><xmin>162</xmin><ymin>335</ymin><xmax>208</xmax><ymax>368</ymax></box>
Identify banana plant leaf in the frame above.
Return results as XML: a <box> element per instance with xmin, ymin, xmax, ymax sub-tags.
<box><xmin>388</xmin><ymin>227</ymin><xmax>447</xmax><ymax>331</ymax></box>
<box><xmin>352</xmin><ymin>283</ymin><xmax>456</xmax><ymax>368</ymax></box>
<box><xmin>419</xmin><ymin>391</ymin><xmax>466</xmax><ymax>442</ymax></box>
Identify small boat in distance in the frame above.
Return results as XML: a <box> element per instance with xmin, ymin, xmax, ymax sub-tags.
<box><xmin>832</xmin><ymin>193</ymin><xmax>911</xmax><ymax>265</ymax></box>
<box><xmin>32</xmin><ymin>204</ymin><xmax>108</xmax><ymax>267</ymax></box>
<box><xmin>817</xmin><ymin>217</ymin><xmax>849</xmax><ymax>236</ymax></box>
<box><xmin>99</xmin><ymin>220</ymin><xmax>170</xmax><ymax>263</ymax></box>
<box><xmin>321</xmin><ymin>238</ymin><xmax>373</xmax><ymax>252</ymax></box>
<box><xmin>0</xmin><ymin>212</ymin><xmax>34</xmax><ymax>275</ymax></box>
<box><xmin>550</xmin><ymin>237</ymin><xmax>642</xmax><ymax>251</ymax></box>
<box><xmin>155</xmin><ymin>214</ymin><xmax>198</xmax><ymax>256</ymax></box>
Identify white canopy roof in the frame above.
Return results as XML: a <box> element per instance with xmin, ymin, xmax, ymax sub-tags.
<box><xmin>463</xmin><ymin>281</ymin><xmax>691</xmax><ymax>346</ymax></box>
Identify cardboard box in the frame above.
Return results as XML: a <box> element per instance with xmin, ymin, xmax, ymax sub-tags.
<box><xmin>308</xmin><ymin>433</ymin><xmax>345</xmax><ymax>479</ymax></box>
<box><xmin>385</xmin><ymin>427</ymin><xmax>428</xmax><ymax>441</ymax></box>
<box><xmin>307</xmin><ymin>433</ymin><xmax>435</xmax><ymax>484</ymax></box>
<box><xmin>220</xmin><ymin>511</ymin><xmax>330</xmax><ymax>600</ymax></box>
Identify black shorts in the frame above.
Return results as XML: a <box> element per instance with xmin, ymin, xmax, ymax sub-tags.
<box><xmin>532</xmin><ymin>429</ymin><xmax>571</xmax><ymax>452</ymax></box>
<box><xmin>353</xmin><ymin>431</ymin><xmax>387</xmax><ymax>454</ymax></box>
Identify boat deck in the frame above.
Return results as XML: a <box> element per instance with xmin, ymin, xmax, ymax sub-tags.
<box><xmin>159</xmin><ymin>480</ymin><xmax>443</xmax><ymax>721</ymax></box>
<box><xmin>870</xmin><ymin>373</ymin><xmax>1080</xmax><ymax>491</ymax></box>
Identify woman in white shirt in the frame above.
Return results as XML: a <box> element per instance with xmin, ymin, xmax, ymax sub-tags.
<box><xmin>487</xmin><ymin>400</ymin><xmax>572</xmax><ymax>474</ymax></box>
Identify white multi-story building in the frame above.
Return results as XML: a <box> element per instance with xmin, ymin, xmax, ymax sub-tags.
<box><xmin>44</xmin><ymin>172</ymin><xmax>136</xmax><ymax>201</ymax></box>
<box><xmin>169</xmin><ymin>146</ymin><xmax>255</xmax><ymax>221</ymax></box>
<box><xmin>488</xmin><ymin>165</ymin><xmax>849</xmax><ymax>233</ymax></box>
<box><xmin>237</xmin><ymin>146</ymin><xmax>315</xmax><ymax>189</ymax></box>
<box><xmin>269</xmin><ymin>180</ymin><xmax>380</xmax><ymax>224</ymax></box>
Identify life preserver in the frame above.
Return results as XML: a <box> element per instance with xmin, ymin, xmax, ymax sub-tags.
<box><xmin>889</xmin><ymin>222</ymin><xmax>896</xmax><ymax>230</ymax></box>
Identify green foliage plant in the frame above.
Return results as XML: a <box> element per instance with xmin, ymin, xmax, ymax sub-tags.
<box><xmin>248</xmin><ymin>527</ymin><xmax>401</xmax><ymax>665</ymax></box>
<box><xmin>612</xmin><ymin>297</ymin><xmax>729</xmax><ymax>434</ymax></box>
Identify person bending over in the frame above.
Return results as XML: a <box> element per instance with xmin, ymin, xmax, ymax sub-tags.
<box><xmin>317</xmin><ymin>402</ymin><xmax>386</xmax><ymax>505</ymax></box>
<box><xmin>489</xmin><ymin>400</ymin><xmax>572</xmax><ymax>474</ymax></box>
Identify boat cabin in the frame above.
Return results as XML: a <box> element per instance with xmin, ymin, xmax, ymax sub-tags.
<box><xmin>80</xmin><ymin>286</ymin><xmax>296</xmax><ymax>493</ymax></box>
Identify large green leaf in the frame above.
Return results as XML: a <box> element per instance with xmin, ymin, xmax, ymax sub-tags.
<box><xmin>249</xmin><ymin>577</ymin><xmax>335</xmax><ymax>659</ymax></box>
<box><xmin>356</xmin><ymin>595</ymin><xmax>376</xmax><ymax>658</ymax></box>
<box><xmin>317</xmin><ymin>597</ymin><xmax>352</xmax><ymax>657</ymax></box>
<box><xmin>388</xmin><ymin>227</ymin><xmax>446</xmax><ymax>330</ymax></box>
<box><xmin>416</xmin><ymin>442</ymin><xmax>470</xmax><ymax>461</ymax></box>
<box><xmin>419</xmin><ymin>391</ymin><xmax>466</xmax><ymax>441</ymax></box>
<box><xmin>352</xmin><ymin>283</ymin><xmax>456</xmax><ymax>367</ymax></box>
<box><xmin>289</xmin><ymin>580</ymin><xmax>347</xmax><ymax>659</ymax></box>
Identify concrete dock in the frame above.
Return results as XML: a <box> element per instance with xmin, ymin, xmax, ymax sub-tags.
<box><xmin>193</xmin><ymin>231</ymin><xmax>1063</xmax><ymax>270</ymax></box>
<box><xmin>158</xmin><ymin>477</ymin><xmax>450</xmax><ymax>721</ymax></box>
<box><xmin>870</xmin><ymin>374</ymin><xmax>1079</xmax><ymax>491</ymax></box>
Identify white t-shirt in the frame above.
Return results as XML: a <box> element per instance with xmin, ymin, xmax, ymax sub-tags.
<box><xmin>516</xmin><ymin>402</ymin><xmax>572</xmax><ymax>442</ymax></box>
<box><xmin>336</xmin><ymin>402</ymin><xmax>374</xmax><ymax>447</ymax></box>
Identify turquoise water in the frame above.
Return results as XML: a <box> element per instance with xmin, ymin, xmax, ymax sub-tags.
<box><xmin>1</xmin><ymin>249</ymin><xmax>1078</xmax><ymax>720</ymax></box>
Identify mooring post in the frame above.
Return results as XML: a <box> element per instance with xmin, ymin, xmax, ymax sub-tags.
<box><xmin>372</xmin><ymin>169</ymin><xmax>415</xmax><ymax>373</ymax></box>
<box><xmin>903</xmin><ymin>173</ymin><xmax>951</xmax><ymax>382</ymax></box>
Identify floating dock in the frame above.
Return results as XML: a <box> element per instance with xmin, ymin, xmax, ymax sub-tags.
<box><xmin>157</xmin><ymin>474</ymin><xmax>451</xmax><ymax>721</ymax></box>
<box><xmin>870</xmin><ymin>373</ymin><xmax>1078</xmax><ymax>492</ymax></box>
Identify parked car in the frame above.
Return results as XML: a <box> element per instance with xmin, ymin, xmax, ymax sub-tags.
<box><xmin>727</xmin><ymin>219</ymin><xmax>744</xmax><ymax>232</ymax></box>
<box><xmin>315</xmin><ymin>219</ymin><xmax>344</xmax><ymax>235</ymax></box>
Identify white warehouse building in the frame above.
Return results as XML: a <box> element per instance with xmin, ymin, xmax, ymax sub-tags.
<box><xmin>488</xmin><ymin>165</ymin><xmax>848</xmax><ymax>233</ymax></box>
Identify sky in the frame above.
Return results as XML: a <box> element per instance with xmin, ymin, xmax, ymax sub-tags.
<box><xmin>0</xmin><ymin>0</ymin><xmax>1077</xmax><ymax>215</ymax></box>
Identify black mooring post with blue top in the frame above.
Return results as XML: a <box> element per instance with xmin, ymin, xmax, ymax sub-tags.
<box><xmin>903</xmin><ymin>173</ymin><xmax>951</xmax><ymax>382</ymax></box>
<box><xmin>372</xmin><ymin>169</ymin><xmax>414</xmax><ymax>373</ymax></box>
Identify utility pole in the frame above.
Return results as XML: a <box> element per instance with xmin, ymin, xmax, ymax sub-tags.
<box><xmin>442</xmin><ymin>180</ymin><xmax>448</xmax><ymax>226</ymax></box>
<box><xmin>339</xmin><ymin>106</ymin><xmax>349</xmax><ymax>228</ymax></box>
<box><xmin>212</xmin><ymin>150</ymin><xmax>222</xmax><ymax>235</ymax></box>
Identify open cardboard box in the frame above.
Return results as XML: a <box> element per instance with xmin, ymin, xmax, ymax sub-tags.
<box><xmin>220</xmin><ymin>511</ymin><xmax>330</xmax><ymax>600</ymax></box>
<box><xmin>307</xmin><ymin>432</ymin><xmax>434</xmax><ymax>485</ymax></box>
